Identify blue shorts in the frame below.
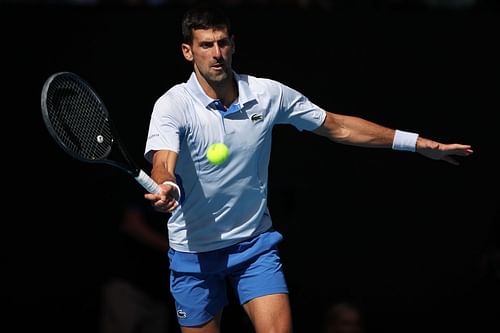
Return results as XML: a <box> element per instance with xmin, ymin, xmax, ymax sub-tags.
<box><xmin>168</xmin><ymin>229</ymin><xmax>288</xmax><ymax>327</ymax></box>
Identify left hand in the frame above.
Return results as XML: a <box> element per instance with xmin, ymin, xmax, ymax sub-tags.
<box><xmin>416</xmin><ymin>138</ymin><xmax>473</xmax><ymax>165</ymax></box>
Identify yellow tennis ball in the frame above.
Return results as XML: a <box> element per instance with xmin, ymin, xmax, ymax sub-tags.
<box><xmin>207</xmin><ymin>143</ymin><xmax>229</xmax><ymax>165</ymax></box>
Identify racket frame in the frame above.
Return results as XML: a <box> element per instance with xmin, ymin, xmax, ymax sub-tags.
<box><xmin>40</xmin><ymin>71</ymin><xmax>162</xmax><ymax>195</ymax></box>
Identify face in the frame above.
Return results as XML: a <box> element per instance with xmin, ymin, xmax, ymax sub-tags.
<box><xmin>182</xmin><ymin>27</ymin><xmax>235</xmax><ymax>89</ymax></box>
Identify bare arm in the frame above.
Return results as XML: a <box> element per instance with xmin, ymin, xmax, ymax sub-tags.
<box><xmin>313</xmin><ymin>112</ymin><xmax>473</xmax><ymax>165</ymax></box>
<box><xmin>144</xmin><ymin>149</ymin><xmax>179</xmax><ymax>213</ymax></box>
<box><xmin>313</xmin><ymin>112</ymin><xmax>395</xmax><ymax>148</ymax></box>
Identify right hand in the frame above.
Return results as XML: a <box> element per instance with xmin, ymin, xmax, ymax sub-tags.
<box><xmin>144</xmin><ymin>183</ymin><xmax>179</xmax><ymax>213</ymax></box>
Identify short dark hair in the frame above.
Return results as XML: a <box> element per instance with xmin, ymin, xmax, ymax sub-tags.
<box><xmin>181</xmin><ymin>4</ymin><xmax>232</xmax><ymax>44</ymax></box>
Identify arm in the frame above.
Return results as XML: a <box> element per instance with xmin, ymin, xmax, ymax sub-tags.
<box><xmin>144</xmin><ymin>149</ymin><xmax>180</xmax><ymax>213</ymax></box>
<box><xmin>313</xmin><ymin>112</ymin><xmax>473</xmax><ymax>165</ymax></box>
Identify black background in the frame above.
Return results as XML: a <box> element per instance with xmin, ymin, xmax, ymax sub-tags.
<box><xmin>2</xmin><ymin>2</ymin><xmax>499</xmax><ymax>332</ymax></box>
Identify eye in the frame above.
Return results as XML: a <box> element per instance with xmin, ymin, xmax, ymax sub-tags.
<box><xmin>200</xmin><ymin>42</ymin><xmax>213</xmax><ymax>49</ymax></box>
<box><xmin>217</xmin><ymin>39</ymin><xmax>230</xmax><ymax>48</ymax></box>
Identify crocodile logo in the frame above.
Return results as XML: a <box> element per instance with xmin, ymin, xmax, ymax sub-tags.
<box><xmin>177</xmin><ymin>309</ymin><xmax>187</xmax><ymax>319</ymax></box>
<box><xmin>250</xmin><ymin>113</ymin><xmax>263</xmax><ymax>123</ymax></box>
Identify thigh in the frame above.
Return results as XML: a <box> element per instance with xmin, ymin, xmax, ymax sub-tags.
<box><xmin>179</xmin><ymin>312</ymin><xmax>222</xmax><ymax>333</ymax></box>
<box><xmin>230</xmin><ymin>247</ymin><xmax>291</xmax><ymax>333</ymax></box>
<box><xmin>243</xmin><ymin>293</ymin><xmax>292</xmax><ymax>333</ymax></box>
<box><xmin>170</xmin><ymin>270</ymin><xmax>227</xmax><ymax>329</ymax></box>
<box><xmin>230</xmin><ymin>247</ymin><xmax>289</xmax><ymax>305</ymax></box>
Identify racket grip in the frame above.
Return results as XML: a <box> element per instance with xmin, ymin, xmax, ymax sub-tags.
<box><xmin>135</xmin><ymin>169</ymin><xmax>161</xmax><ymax>194</ymax></box>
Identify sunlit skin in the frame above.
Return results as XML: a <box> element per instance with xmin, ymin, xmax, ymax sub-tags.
<box><xmin>143</xmin><ymin>21</ymin><xmax>473</xmax><ymax>333</ymax></box>
<box><xmin>144</xmin><ymin>27</ymin><xmax>294</xmax><ymax>333</ymax></box>
<box><xmin>145</xmin><ymin>28</ymin><xmax>238</xmax><ymax>215</ymax></box>
<box><xmin>314</xmin><ymin>112</ymin><xmax>473</xmax><ymax>165</ymax></box>
<box><xmin>181</xmin><ymin>27</ymin><xmax>237</xmax><ymax>107</ymax></box>
<box><xmin>144</xmin><ymin>26</ymin><xmax>474</xmax><ymax>216</ymax></box>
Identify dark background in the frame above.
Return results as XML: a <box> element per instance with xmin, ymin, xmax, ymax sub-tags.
<box><xmin>2</xmin><ymin>1</ymin><xmax>499</xmax><ymax>332</ymax></box>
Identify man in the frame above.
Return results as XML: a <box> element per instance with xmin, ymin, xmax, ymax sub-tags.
<box><xmin>143</xmin><ymin>5</ymin><xmax>472</xmax><ymax>333</ymax></box>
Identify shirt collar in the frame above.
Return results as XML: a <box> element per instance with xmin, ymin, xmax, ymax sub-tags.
<box><xmin>185</xmin><ymin>71</ymin><xmax>257</xmax><ymax>112</ymax></box>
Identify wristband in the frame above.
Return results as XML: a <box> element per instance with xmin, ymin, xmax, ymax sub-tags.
<box><xmin>392</xmin><ymin>130</ymin><xmax>418</xmax><ymax>152</ymax></box>
<box><xmin>162</xmin><ymin>181</ymin><xmax>181</xmax><ymax>202</ymax></box>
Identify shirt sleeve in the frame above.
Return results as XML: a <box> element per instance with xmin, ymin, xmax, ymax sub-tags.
<box><xmin>275</xmin><ymin>82</ymin><xmax>327</xmax><ymax>131</ymax></box>
<box><xmin>144</xmin><ymin>90</ymin><xmax>185</xmax><ymax>163</ymax></box>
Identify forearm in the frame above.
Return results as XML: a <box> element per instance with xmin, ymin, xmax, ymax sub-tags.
<box><xmin>314</xmin><ymin>111</ymin><xmax>473</xmax><ymax>165</ymax></box>
<box><xmin>151</xmin><ymin>150</ymin><xmax>178</xmax><ymax>184</ymax></box>
<box><xmin>315</xmin><ymin>112</ymin><xmax>396</xmax><ymax>148</ymax></box>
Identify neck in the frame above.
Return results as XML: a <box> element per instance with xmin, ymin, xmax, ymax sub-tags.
<box><xmin>195</xmin><ymin>71</ymin><xmax>237</xmax><ymax>108</ymax></box>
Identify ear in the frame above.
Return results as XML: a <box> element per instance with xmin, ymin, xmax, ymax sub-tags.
<box><xmin>231</xmin><ymin>35</ymin><xmax>235</xmax><ymax>54</ymax></box>
<box><xmin>181</xmin><ymin>43</ymin><xmax>193</xmax><ymax>62</ymax></box>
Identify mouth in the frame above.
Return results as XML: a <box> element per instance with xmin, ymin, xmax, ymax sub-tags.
<box><xmin>211</xmin><ymin>63</ymin><xmax>224</xmax><ymax>70</ymax></box>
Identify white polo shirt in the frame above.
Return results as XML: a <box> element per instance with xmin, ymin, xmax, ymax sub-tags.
<box><xmin>145</xmin><ymin>71</ymin><xmax>326</xmax><ymax>253</ymax></box>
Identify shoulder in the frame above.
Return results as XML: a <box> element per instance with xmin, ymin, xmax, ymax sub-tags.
<box><xmin>152</xmin><ymin>83</ymin><xmax>193</xmax><ymax>116</ymax></box>
<box><xmin>239</xmin><ymin>74</ymin><xmax>287</xmax><ymax>94</ymax></box>
<box><xmin>243</xmin><ymin>74</ymin><xmax>282</xmax><ymax>87</ymax></box>
<box><xmin>154</xmin><ymin>83</ymin><xmax>192</xmax><ymax>107</ymax></box>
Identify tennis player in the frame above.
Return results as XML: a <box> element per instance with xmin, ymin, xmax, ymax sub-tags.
<box><xmin>143</xmin><ymin>5</ymin><xmax>473</xmax><ymax>333</ymax></box>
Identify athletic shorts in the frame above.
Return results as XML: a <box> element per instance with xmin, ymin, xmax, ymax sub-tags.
<box><xmin>167</xmin><ymin>228</ymin><xmax>288</xmax><ymax>327</ymax></box>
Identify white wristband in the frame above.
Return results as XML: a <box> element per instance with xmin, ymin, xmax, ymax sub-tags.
<box><xmin>162</xmin><ymin>181</ymin><xmax>181</xmax><ymax>202</ymax></box>
<box><xmin>392</xmin><ymin>130</ymin><xmax>418</xmax><ymax>152</ymax></box>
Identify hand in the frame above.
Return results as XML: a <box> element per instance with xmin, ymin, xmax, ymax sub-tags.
<box><xmin>144</xmin><ymin>183</ymin><xmax>179</xmax><ymax>213</ymax></box>
<box><xmin>416</xmin><ymin>137</ymin><xmax>473</xmax><ymax>166</ymax></box>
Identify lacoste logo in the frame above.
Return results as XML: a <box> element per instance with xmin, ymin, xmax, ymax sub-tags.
<box><xmin>177</xmin><ymin>309</ymin><xmax>187</xmax><ymax>319</ymax></box>
<box><xmin>250</xmin><ymin>113</ymin><xmax>263</xmax><ymax>123</ymax></box>
<box><xmin>147</xmin><ymin>133</ymin><xmax>159</xmax><ymax>139</ymax></box>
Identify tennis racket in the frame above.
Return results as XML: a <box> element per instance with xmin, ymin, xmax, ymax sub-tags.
<box><xmin>40</xmin><ymin>71</ymin><xmax>166</xmax><ymax>197</ymax></box>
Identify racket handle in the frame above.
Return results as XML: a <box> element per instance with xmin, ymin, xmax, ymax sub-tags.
<box><xmin>135</xmin><ymin>170</ymin><xmax>181</xmax><ymax>204</ymax></box>
<box><xmin>135</xmin><ymin>169</ymin><xmax>161</xmax><ymax>194</ymax></box>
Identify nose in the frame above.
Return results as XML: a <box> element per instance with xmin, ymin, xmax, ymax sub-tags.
<box><xmin>212</xmin><ymin>44</ymin><xmax>222</xmax><ymax>59</ymax></box>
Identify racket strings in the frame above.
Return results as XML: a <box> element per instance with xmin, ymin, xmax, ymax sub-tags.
<box><xmin>45</xmin><ymin>74</ymin><xmax>113</xmax><ymax>160</ymax></box>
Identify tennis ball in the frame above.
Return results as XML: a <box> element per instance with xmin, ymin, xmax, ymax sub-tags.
<box><xmin>207</xmin><ymin>143</ymin><xmax>229</xmax><ymax>165</ymax></box>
